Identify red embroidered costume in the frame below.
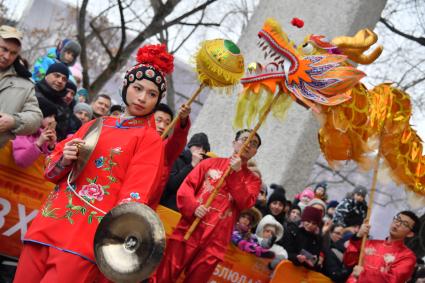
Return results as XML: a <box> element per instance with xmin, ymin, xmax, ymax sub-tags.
<box><xmin>344</xmin><ymin>237</ymin><xmax>416</xmax><ymax>283</ymax></box>
<box><xmin>154</xmin><ymin>157</ymin><xmax>261</xmax><ymax>282</ymax></box>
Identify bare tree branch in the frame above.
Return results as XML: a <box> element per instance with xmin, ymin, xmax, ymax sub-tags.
<box><xmin>89</xmin><ymin>22</ymin><xmax>114</xmax><ymax>59</ymax></box>
<box><xmin>78</xmin><ymin>0</ymin><xmax>90</xmax><ymax>90</ymax></box>
<box><xmin>379</xmin><ymin>17</ymin><xmax>425</xmax><ymax>46</ymax></box>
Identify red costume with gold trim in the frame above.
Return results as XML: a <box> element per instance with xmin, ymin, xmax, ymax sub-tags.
<box><xmin>344</xmin><ymin>237</ymin><xmax>416</xmax><ymax>283</ymax></box>
<box><xmin>14</xmin><ymin>116</ymin><xmax>164</xmax><ymax>283</ymax></box>
<box><xmin>154</xmin><ymin>157</ymin><xmax>261</xmax><ymax>282</ymax></box>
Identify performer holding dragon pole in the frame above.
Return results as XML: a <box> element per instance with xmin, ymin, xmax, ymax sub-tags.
<box><xmin>153</xmin><ymin>129</ymin><xmax>262</xmax><ymax>283</ymax></box>
<box><xmin>14</xmin><ymin>44</ymin><xmax>174</xmax><ymax>283</ymax></box>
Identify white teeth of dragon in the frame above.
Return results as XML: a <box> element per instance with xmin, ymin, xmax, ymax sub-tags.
<box><xmin>259</xmin><ymin>41</ymin><xmax>265</xmax><ymax>48</ymax></box>
<box><xmin>264</xmin><ymin>52</ymin><xmax>268</xmax><ymax>60</ymax></box>
<box><xmin>283</xmin><ymin>59</ymin><xmax>291</xmax><ymax>81</ymax></box>
<box><xmin>262</xmin><ymin>45</ymin><xmax>267</xmax><ymax>51</ymax></box>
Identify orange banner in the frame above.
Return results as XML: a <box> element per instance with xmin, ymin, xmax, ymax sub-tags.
<box><xmin>0</xmin><ymin>142</ymin><xmax>54</xmax><ymax>258</ymax></box>
<box><xmin>156</xmin><ymin>206</ymin><xmax>332</xmax><ymax>283</ymax></box>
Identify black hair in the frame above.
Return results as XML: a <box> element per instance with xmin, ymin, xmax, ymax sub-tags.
<box><xmin>155</xmin><ymin>103</ymin><xmax>174</xmax><ymax>120</ymax></box>
<box><xmin>398</xmin><ymin>210</ymin><xmax>420</xmax><ymax>234</ymax></box>
<box><xmin>235</xmin><ymin>129</ymin><xmax>262</xmax><ymax>147</ymax></box>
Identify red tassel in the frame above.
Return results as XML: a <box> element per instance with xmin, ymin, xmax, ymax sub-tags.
<box><xmin>291</xmin><ymin>18</ymin><xmax>304</xmax><ymax>28</ymax></box>
<box><xmin>136</xmin><ymin>44</ymin><xmax>174</xmax><ymax>75</ymax></box>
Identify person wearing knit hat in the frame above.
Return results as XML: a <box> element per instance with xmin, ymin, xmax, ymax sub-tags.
<box><xmin>35</xmin><ymin>62</ymin><xmax>72</xmax><ymax>141</ymax></box>
<box><xmin>73</xmin><ymin>102</ymin><xmax>93</xmax><ymax>124</ymax></box>
<box><xmin>333</xmin><ymin>186</ymin><xmax>368</xmax><ymax>227</ymax></box>
<box><xmin>32</xmin><ymin>39</ymin><xmax>80</xmax><ymax>83</ymax></box>
<box><xmin>307</xmin><ymin>198</ymin><xmax>327</xmax><ymax>217</ymax></box>
<box><xmin>263</xmin><ymin>186</ymin><xmax>287</xmax><ymax>226</ymax></box>
<box><xmin>296</xmin><ymin>187</ymin><xmax>314</xmax><ymax>212</ymax></box>
<box><xmin>161</xmin><ymin>131</ymin><xmax>211</xmax><ymax>211</ymax></box>
<box><xmin>282</xmin><ymin>206</ymin><xmax>324</xmax><ymax>271</ymax></box>
<box><xmin>15</xmin><ymin>44</ymin><xmax>174</xmax><ymax>283</ymax></box>
<box><xmin>63</xmin><ymin>80</ymin><xmax>77</xmax><ymax>106</ymax></box>
<box><xmin>11</xmin><ymin>96</ymin><xmax>57</xmax><ymax>168</ymax></box>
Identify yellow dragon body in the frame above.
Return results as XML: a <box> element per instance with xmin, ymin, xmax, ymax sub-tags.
<box><xmin>236</xmin><ymin>18</ymin><xmax>425</xmax><ymax>196</ymax></box>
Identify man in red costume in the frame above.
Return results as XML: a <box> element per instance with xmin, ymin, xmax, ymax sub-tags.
<box><xmin>344</xmin><ymin>210</ymin><xmax>419</xmax><ymax>283</ymax></box>
<box><xmin>154</xmin><ymin>129</ymin><xmax>262</xmax><ymax>283</ymax></box>
<box><xmin>14</xmin><ymin>44</ymin><xmax>174</xmax><ymax>283</ymax></box>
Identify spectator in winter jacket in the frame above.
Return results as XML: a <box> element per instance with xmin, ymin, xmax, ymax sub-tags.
<box><xmin>34</xmin><ymin>63</ymin><xmax>74</xmax><ymax>141</ymax></box>
<box><xmin>32</xmin><ymin>38</ymin><xmax>81</xmax><ymax>83</ymax></box>
<box><xmin>260</xmin><ymin>186</ymin><xmax>287</xmax><ymax>227</ymax></box>
<box><xmin>91</xmin><ymin>94</ymin><xmax>111</xmax><ymax>118</ymax></box>
<box><xmin>333</xmin><ymin>186</ymin><xmax>368</xmax><ymax>227</ymax></box>
<box><xmin>73</xmin><ymin>103</ymin><xmax>93</xmax><ymax>124</ymax></box>
<box><xmin>0</xmin><ymin>25</ymin><xmax>42</xmax><ymax>148</ymax></box>
<box><xmin>76</xmin><ymin>88</ymin><xmax>88</xmax><ymax>103</ymax></box>
<box><xmin>282</xmin><ymin>206</ymin><xmax>324</xmax><ymax>271</ymax></box>
<box><xmin>63</xmin><ymin>80</ymin><xmax>82</xmax><ymax>136</ymax></box>
<box><xmin>322</xmin><ymin>224</ymin><xmax>351</xmax><ymax>282</ymax></box>
<box><xmin>160</xmin><ymin>132</ymin><xmax>210</xmax><ymax>211</ymax></box>
<box><xmin>255</xmin><ymin>215</ymin><xmax>288</xmax><ymax>269</ymax></box>
<box><xmin>12</xmin><ymin>96</ymin><xmax>57</xmax><ymax>168</ymax></box>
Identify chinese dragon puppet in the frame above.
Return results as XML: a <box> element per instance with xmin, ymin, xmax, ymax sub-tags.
<box><xmin>235</xmin><ymin>18</ymin><xmax>425</xmax><ymax>198</ymax></box>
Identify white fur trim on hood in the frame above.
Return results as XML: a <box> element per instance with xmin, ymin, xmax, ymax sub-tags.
<box><xmin>255</xmin><ymin>214</ymin><xmax>284</xmax><ymax>241</ymax></box>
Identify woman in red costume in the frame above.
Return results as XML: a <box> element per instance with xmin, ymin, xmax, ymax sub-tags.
<box><xmin>14</xmin><ymin>44</ymin><xmax>174</xmax><ymax>283</ymax></box>
<box><xmin>154</xmin><ymin>129</ymin><xmax>262</xmax><ymax>283</ymax></box>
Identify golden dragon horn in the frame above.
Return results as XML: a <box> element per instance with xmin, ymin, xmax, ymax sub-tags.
<box><xmin>331</xmin><ymin>29</ymin><xmax>384</xmax><ymax>65</ymax></box>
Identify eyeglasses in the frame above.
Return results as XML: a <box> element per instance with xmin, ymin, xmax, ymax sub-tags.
<box><xmin>237</xmin><ymin>137</ymin><xmax>260</xmax><ymax>148</ymax></box>
<box><xmin>392</xmin><ymin>216</ymin><xmax>413</xmax><ymax>230</ymax></box>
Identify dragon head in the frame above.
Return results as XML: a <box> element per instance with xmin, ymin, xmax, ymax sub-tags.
<box><xmin>240</xmin><ymin>18</ymin><xmax>366</xmax><ymax>112</ymax></box>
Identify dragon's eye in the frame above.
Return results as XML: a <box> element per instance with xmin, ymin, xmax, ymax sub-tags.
<box><xmin>302</xmin><ymin>42</ymin><xmax>314</xmax><ymax>54</ymax></box>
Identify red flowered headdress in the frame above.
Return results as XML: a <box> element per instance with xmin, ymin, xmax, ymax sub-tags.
<box><xmin>122</xmin><ymin>44</ymin><xmax>174</xmax><ymax>105</ymax></box>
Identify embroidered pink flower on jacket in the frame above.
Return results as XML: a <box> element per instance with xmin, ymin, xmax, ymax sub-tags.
<box><xmin>79</xmin><ymin>183</ymin><xmax>104</xmax><ymax>201</ymax></box>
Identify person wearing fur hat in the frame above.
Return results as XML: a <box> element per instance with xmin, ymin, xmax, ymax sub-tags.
<box><xmin>161</xmin><ymin>132</ymin><xmax>211</xmax><ymax>211</ymax></box>
<box><xmin>32</xmin><ymin>38</ymin><xmax>81</xmax><ymax>83</ymax></box>
<box><xmin>333</xmin><ymin>186</ymin><xmax>368</xmax><ymax>227</ymax></box>
<box><xmin>154</xmin><ymin>129</ymin><xmax>262</xmax><ymax>283</ymax></box>
<box><xmin>73</xmin><ymin>102</ymin><xmax>93</xmax><ymax>124</ymax></box>
<box><xmin>14</xmin><ymin>43</ymin><xmax>173</xmax><ymax>283</ymax></box>
<box><xmin>255</xmin><ymin>215</ymin><xmax>288</xmax><ymax>270</ymax></box>
<box><xmin>12</xmin><ymin>96</ymin><xmax>57</xmax><ymax>168</ymax></box>
<box><xmin>282</xmin><ymin>206</ymin><xmax>324</xmax><ymax>271</ymax></box>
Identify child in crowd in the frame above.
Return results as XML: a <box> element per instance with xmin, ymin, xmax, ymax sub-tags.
<box><xmin>314</xmin><ymin>181</ymin><xmax>328</xmax><ymax>202</ymax></box>
<box><xmin>232</xmin><ymin>207</ymin><xmax>274</xmax><ymax>258</ymax></box>
<box><xmin>12</xmin><ymin>96</ymin><xmax>57</xmax><ymax>168</ymax></box>
<box><xmin>32</xmin><ymin>38</ymin><xmax>81</xmax><ymax>83</ymax></box>
<box><xmin>333</xmin><ymin>186</ymin><xmax>368</xmax><ymax>227</ymax></box>
<box><xmin>255</xmin><ymin>215</ymin><xmax>288</xmax><ymax>269</ymax></box>
<box><xmin>295</xmin><ymin>187</ymin><xmax>314</xmax><ymax>212</ymax></box>
<box><xmin>73</xmin><ymin>102</ymin><xmax>93</xmax><ymax>124</ymax></box>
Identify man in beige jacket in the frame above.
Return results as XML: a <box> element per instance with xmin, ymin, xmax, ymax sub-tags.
<box><xmin>0</xmin><ymin>25</ymin><xmax>42</xmax><ymax>148</ymax></box>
